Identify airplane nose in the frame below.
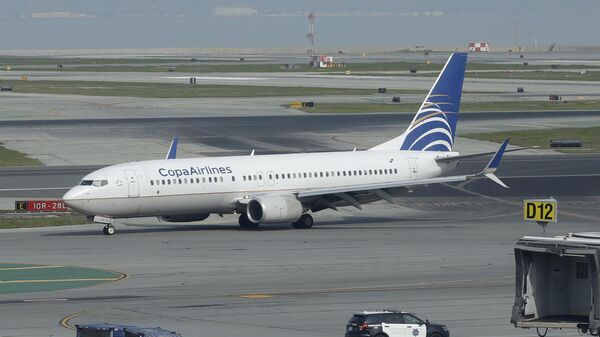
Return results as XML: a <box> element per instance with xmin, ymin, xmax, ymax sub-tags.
<box><xmin>62</xmin><ymin>187</ymin><xmax>90</xmax><ymax>214</ymax></box>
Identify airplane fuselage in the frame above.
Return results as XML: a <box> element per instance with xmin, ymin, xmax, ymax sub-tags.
<box><xmin>63</xmin><ymin>150</ymin><xmax>459</xmax><ymax>218</ymax></box>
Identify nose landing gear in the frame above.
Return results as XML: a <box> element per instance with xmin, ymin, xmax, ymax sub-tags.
<box><xmin>102</xmin><ymin>224</ymin><xmax>116</xmax><ymax>235</ymax></box>
<box><xmin>94</xmin><ymin>216</ymin><xmax>116</xmax><ymax>235</ymax></box>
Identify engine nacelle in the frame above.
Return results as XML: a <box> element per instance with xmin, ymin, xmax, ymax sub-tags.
<box><xmin>247</xmin><ymin>195</ymin><xmax>303</xmax><ymax>224</ymax></box>
<box><xmin>158</xmin><ymin>213</ymin><xmax>210</xmax><ymax>223</ymax></box>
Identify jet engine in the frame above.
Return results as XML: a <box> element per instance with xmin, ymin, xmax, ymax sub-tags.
<box><xmin>247</xmin><ymin>195</ymin><xmax>303</xmax><ymax>224</ymax></box>
<box><xmin>158</xmin><ymin>213</ymin><xmax>210</xmax><ymax>222</ymax></box>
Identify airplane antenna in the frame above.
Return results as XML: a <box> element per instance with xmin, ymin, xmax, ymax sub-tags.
<box><xmin>250</xmin><ymin>149</ymin><xmax>255</xmax><ymax>156</ymax></box>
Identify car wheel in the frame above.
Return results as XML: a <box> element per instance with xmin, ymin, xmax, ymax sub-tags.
<box><xmin>373</xmin><ymin>333</ymin><xmax>389</xmax><ymax>337</ymax></box>
<box><xmin>428</xmin><ymin>333</ymin><xmax>442</xmax><ymax>337</ymax></box>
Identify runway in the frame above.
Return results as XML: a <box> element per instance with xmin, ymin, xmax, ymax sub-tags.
<box><xmin>3</xmin><ymin>111</ymin><xmax>600</xmax><ymax>165</ymax></box>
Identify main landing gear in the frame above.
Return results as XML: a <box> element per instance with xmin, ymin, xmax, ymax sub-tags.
<box><xmin>238</xmin><ymin>214</ymin><xmax>259</xmax><ymax>230</ymax></box>
<box><xmin>292</xmin><ymin>214</ymin><xmax>313</xmax><ymax>229</ymax></box>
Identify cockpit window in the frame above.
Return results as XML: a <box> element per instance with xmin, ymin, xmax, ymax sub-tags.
<box><xmin>82</xmin><ymin>179</ymin><xmax>108</xmax><ymax>187</ymax></box>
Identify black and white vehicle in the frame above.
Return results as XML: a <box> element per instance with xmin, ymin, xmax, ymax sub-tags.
<box><xmin>345</xmin><ymin>310</ymin><xmax>449</xmax><ymax>337</ymax></box>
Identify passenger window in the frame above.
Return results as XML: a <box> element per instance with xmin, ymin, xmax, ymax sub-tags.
<box><xmin>353</xmin><ymin>170</ymin><xmax>357</xmax><ymax>175</ymax></box>
<box><xmin>269</xmin><ymin>174</ymin><xmax>273</xmax><ymax>180</ymax></box>
<box><xmin>243</xmin><ymin>176</ymin><xmax>247</xmax><ymax>181</ymax></box>
<box><xmin>379</xmin><ymin>169</ymin><xmax>383</xmax><ymax>174</ymax></box>
<box><xmin>150</xmin><ymin>180</ymin><xmax>154</xmax><ymax>186</ymax></box>
<box><xmin>259</xmin><ymin>175</ymin><xmax>263</xmax><ymax>180</ymax></box>
<box><xmin>209</xmin><ymin>177</ymin><xmax>212</xmax><ymax>183</ymax></box>
<box><xmin>319</xmin><ymin>172</ymin><xmax>323</xmax><ymax>177</ymax></box>
<box><xmin>365</xmin><ymin>314</ymin><xmax>386</xmax><ymax>324</ymax></box>
<box><xmin>384</xmin><ymin>169</ymin><xmax>388</xmax><ymax>174</ymax></box>
<box><xmin>232</xmin><ymin>176</ymin><xmax>235</xmax><ymax>182</ymax></box>
<box><xmin>394</xmin><ymin>168</ymin><xmax>398</xmax><ymax>174</ymax></box>
<box><xmin>402</xmin><ymin>314</ymin><xmax>422</xmax><ymax>325</ymax></box>
<box><xmin>293</xmin><ymin>173</ymin><xmax>296</xmax><ymax>179</ymax></box>
<box><xmin>202</xmin><ymin>177</ymin><xmax>206</xmax><ymax>183</ymax></box>
<box><xmin>287</xmin><ymin>173</ymin><xmax>291</xmax><ymax>179</ymax></box>
<box><xmin>162</xmin><ymin>179</ymin><xmax>166</xmax><ymax>185</ymax></box>
<box><xmin>220</xmin><ymin>177</ymin><xmax>223</xmax><ymax>182</ymax></box>
<box><xmin>387</xmin><ymin>315</ymin><xmax>404</xmax><ymax>324</ymax></box>
<box><xmin>178</xmin><ymin>179</ymin><xmax>182</xmax><ymax>184</ymax></box>
<box><xmin>168</xmin><ymin>179</ymin><xmax>172</xmax><ymax>185</ymax></box>
<box><xmin>369</xmin><ymin>170</ymin><xmax>372</xmax><ymax>175</ymax></box>
<box><xmin>303</xmin><ymin>173</ymin><xmax>307</xmax><ymax>178</ymax></box>
<box><xmin>326</xmin><ymin>172</ymin><xmax>329</xmax><ymax>177</ymax></box>
<box><xmin>275</xmin><ymin>174</ymin><xmax>279</xmax><ymax>179</ymax></box>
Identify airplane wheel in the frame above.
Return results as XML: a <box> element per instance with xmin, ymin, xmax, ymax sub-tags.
<box><xmin>239</xmin><ymin>214</ymin><xmax>259</xmax><ymax>230</ymax></box>
<box><xmin>292</xmin><ymin>214</ymin><xmax>313</xmax><ymax>229</ymax></box>
<box><xmin>103</xmin><ymin>225</ymin><xmax>115</xmax><ymax>235</ymax></box>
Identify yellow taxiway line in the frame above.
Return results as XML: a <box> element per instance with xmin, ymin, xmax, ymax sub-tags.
<box><xmin>59</xmin><ymin>308</ymin><xmax>98</xmax><ymax>330</ymax></box>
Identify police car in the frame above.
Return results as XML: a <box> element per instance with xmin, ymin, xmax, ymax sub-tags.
<box><xmin>345</xmin><ymin>310</ymin><xmax>449</xmax><ymax>337</ymax></box>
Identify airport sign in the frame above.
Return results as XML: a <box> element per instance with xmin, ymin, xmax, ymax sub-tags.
<box><xmin>15</xmin><ymin>200</ymin><xmax>69</xmax><ymax>213</ymax></box>
<box><xmin>523</xmin><ymin>198</ymin><xmax>557</xmax><ymax>223</ymax></box>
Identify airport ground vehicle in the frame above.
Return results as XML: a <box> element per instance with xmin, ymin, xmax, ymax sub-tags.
<box><xmin>511</xmin><ymin>233</ymin><xmax>600</xmax><ymax>336</ymax></box>
<box><xmin>345</xmin><ymin>310</ymin><xmax>449</xmax><ymax>337</ymax></box>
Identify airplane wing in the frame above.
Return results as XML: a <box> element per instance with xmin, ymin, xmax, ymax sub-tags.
<box><xmin>297</xmin><ymin>139</ymin><xmax>510</xmax><ymax>208</ymax></box>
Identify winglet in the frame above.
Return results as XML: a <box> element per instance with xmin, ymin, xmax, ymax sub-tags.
<box><xmin>166</xmin><ymin>137</ymin><xmax>179</xmax><ymax>160</ymax></box>
<box><xmin>478</xmin><ymin>138</ymin><xmax>510</xmax><ymax>188</ymax></box>
<box><xmin>482</xmin><ymin>138</ymin><xmax>510</xmax><ymax>174</ymax></box>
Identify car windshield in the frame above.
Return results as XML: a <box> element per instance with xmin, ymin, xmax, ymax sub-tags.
<box><xmin>402</xmin><ymin>314</ymin><xmax>422</xmax><ymax>324</ymax></box>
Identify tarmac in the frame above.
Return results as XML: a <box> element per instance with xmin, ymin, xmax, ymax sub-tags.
<box><xmin>0</xmin><ymin>192</ymin><xmax>597</xmax><ymax>337</ymax></box>
<box><xmin>1</xmin><ymin>52</ymin><xmax>599</xmax><ymax>337</ymax></box>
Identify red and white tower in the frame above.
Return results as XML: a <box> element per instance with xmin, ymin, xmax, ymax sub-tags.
<box><xmin>307</xmin><ymin>11</ymin><xmax>316</xmax><ymax>57</ymax></box>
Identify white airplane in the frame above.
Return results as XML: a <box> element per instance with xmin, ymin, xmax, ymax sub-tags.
<box><xmin>63</xmin><ymin>53</ymin><xmax>510</xmax><ymax>235</ymax></box>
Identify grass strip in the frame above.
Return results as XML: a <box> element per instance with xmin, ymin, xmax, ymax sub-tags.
<box><xmin>0</xmin><ymin>214</ymin><xmax>90</xmax><ymax>229</ymax></box>
<box><xmin>298</xmin><ymin>101</ymin><xmax>600</xmax><ymax>114</ymax></box>
<box><xmin>0</xmin><ymin>144</ymin><xmax>41</xmax><ymax>166</ymax></box>
<box><xmin>465</xmin><ymin>126</ymin><xmax>600</xmax><ymax>153</ymax></box>
<box><xmin>0</xmin><ymin>80</ymin><xmax>419</xmax><ymax>98</ymax></box>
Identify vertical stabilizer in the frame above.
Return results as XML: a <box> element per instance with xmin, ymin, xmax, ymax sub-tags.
<box><xmin>370</xmin><ymin>52</ymin><xmax>467</xmax><ymax>152</ymax></box>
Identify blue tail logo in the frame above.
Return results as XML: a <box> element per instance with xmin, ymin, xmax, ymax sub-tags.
<box><xmin>400</xmin><ymin>53</ymin><xmax>467</xmax><ymax>152</ymax></box>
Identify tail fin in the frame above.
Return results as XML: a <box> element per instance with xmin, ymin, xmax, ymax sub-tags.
<box><xmin>370</xmin><ymin>52</ymin><xmax>467</xmax><ymax>152</ymax></box>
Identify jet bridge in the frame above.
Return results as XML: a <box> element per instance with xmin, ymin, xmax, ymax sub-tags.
<box><xmin>511</xmin><ymin>233</ymin><xmax>600</xmax><ymax>336</ymax></box>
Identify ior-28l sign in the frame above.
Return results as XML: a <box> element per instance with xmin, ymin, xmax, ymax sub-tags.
<box><xmin>523</xmin><ymin>198</ymin><xmax>557</xmax><ymax>223</ymax></box>
<box><xmin>15</xmin><ymin>200</ymin><xmax>69</xmax><ymax>212</ymax></box>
